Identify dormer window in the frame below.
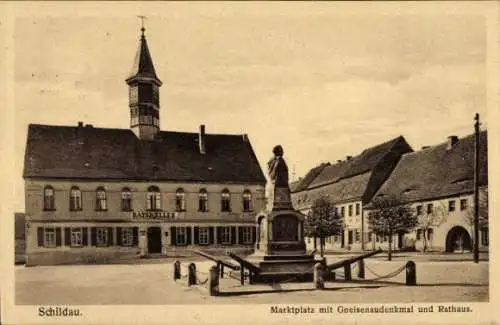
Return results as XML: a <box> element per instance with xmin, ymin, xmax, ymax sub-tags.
<box><xmin>69</xmin><ymin>186</ymin><xmax>82</xmax><ymax>211</ymax></box>
<box><xmin>43</xmin><ymin>185</ymin><xmax>55</xmax><ymax>211</ymax></box>
<box><xmin>96</xmin><ymin>187</ymin><xmax>107</xmax><ymax>211</ymax></box>
<box><xmin>146</xmin><ymin>186</ymin><xmax>161</xmax><ymax>211</ymax></box>
<box><xmin>175</xmin><ymin>188</ymin><xmax>186</xmax><ymax>212</ymax></box>
<box><xmin>221</xmin><ymin>189</ymin><xmax>231</xmax><ymax>212</ymax></box>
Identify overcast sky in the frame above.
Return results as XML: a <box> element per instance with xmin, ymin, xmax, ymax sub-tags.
<box><xmin>11</xmin><ymin>2</ymin><xmax>488</xmax><ymax>212</ymax></box>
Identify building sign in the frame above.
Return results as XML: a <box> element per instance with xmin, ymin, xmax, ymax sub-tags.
<box><xmin>131</xmin><ymin>211</ymin><xmax>177</xmax><ymax>220</ymax></box>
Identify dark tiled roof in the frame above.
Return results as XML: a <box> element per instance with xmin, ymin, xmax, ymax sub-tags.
<box><xmin>308</xmin><ymin>136</ymin><xmax>408</xmax><ymax>189</ymax></box>
<box><xmin>23</xmin><ymin>124</ymin><xmax>266</xmax><ymax>184</ymax></box>
<box><xmin>373</xmin><ymin>131</ymin><xmax>488</xmax><ymax>203</ymax></box>
<box><xmin>290</xmin><ymin>163</ymin><xmax>330</xmax><ymax>192</ymax></box>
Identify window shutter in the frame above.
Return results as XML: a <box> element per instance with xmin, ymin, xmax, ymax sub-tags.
<box><xmin>64</xmin><ymin>227</ymin><xmax>70</xmax><ymax>246</ymax></box>
<box><xmin>216</xmin><ymin>226</ymin><xmax>223</xmax><ymax>244</ymax></box>
<box><xmin>170</xmin><ymin>227</ymin><xmax>176</xmax><ymax>246</ymax></box>
<box><xmin>251</xmin><ymin>226</ymin><xmax>257</xmax><ymax>244</ymax></box>
<box><xmin>186</xmin><ymin>227</ymin><xmax>192</xmax><ymax>245</ymax></box>
<box><xmin>238</xmin><ymin>227</ymin><xmax>243</xmax><ymax>245</ymax></box>
<box><xmin>132</xmin><ymin>227</ymin><xmax>139</xmax><ymax>246</ymax></box>
<box><xmin>231</xmin><ymin>226</ymin><xmax>236</xmax><ymax>245</ymax></box>
<box><xmin>208</xmin><ymin>226</ymin><xmax>214</xmax><ymax>245</ymax></box>
<box><xmin>37</xmin><ymin>227</ymin><xmax>44</xmax><ymax>247</ymax></box>
<box><xmin>194</xmin><ymin>227</ymin><xmax>199</xmax><ymax>245</ymax></box>
<box><xmin>82</xmin><ymin>227</ymin><xmax>88</xmax><ymax>246</ymax></box>
<box><xmin>108</xmin><ymin>227</ymin><xmax>113</xmax><ymax>246</ymax></box>
<box><xmin>55</xmin><ymin>228</ymin><xmax>62</xmax><ymax>246</ymax></box>
<box><xmin>91</xmin><ymin>227</ymin><xmax>97</xmax><ymax>246</ymax></box>
<box><xmin>117</xmin><ymin>227</ymin><xmax>122</xmax><ymax>246</ymax></box>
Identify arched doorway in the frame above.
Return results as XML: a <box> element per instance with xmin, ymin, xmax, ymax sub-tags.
<box><xmin>147</xmin><ymin>227</ymin><xmax>162</xmax><ymax>254</ymax></box>
<box><xmin>445</xmin><ymin>226</ymin><xmax>472</xmax><ymax>253</ymax></box>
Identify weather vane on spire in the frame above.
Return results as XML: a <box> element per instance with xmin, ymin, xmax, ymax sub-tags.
<box><xmin>137</xmin><ymin>15</ymin><xmax>147</xmax><ymax>36</ymax></box>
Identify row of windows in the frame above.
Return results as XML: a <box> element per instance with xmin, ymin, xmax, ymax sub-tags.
<box><xmin>415</xmin><ymin>199</ymin><xmax>469</xmax><ymax>215</ymax></box>
<box><xmin>38</xmin><ymin>226</ymin><xmax>256</xmax><ymax>247</ymax></box>
<box><xmin>43</xmin><ymin>186</ymin><xmax>253</xmax><ymax>213</ymax></box>
<box><xmin>335</xmin><ymin>203</ymin><xmax>361</xmax><ymax>217</ymax></box>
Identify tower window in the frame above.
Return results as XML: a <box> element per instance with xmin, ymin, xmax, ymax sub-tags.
<box><xmin>221</xmin><ymin>189</ymin><xmax>231</xmax><ymax>212</ymax></box>
<box><xmin>146</xmin><ymin>186</ymin><xmax>161</xmax><ymax>211</ymax></box>
<box><xmin>43</xmin><ymin>185</ymin><xmax>55</xmax><ymax>211</ymax></box>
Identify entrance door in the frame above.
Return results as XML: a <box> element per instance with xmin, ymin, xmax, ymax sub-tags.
<box><xmin>445</xmin><ymin>226</ymin><xmax>472</xmax><ymax>253</ymax></box>
<box><xmin>147</xmin><ymin>227</ymin><xmax>162</xmax><ymax>254</ymax></box>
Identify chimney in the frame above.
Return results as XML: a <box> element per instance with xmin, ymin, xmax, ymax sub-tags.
<box><xmin>199</xmin><ymin>124</ymin><xmax>206</xmax><ymax>154</ymax></box>
<box><xmin>447</xmin><ymin>135</ymin><xmax>458</xmax><ymax>150</ymax></box>
<box><xmin>337</xmin><ymin>160</ymin><xmax>342</xmax><ymax>164</ymax></box>
<box><xmin>346</xmin><ymin>155</ymin><xmax>352</xmax><ymax>161</ymax></box>
<box><xmin>85</xmin><ymin>124</ymin><xmax>93</xmax><ymax>128</ymax></box>
<box><xmin>78</xmin><ymin>121</ymin><xmax>84</xmax><ymax>127</ymax></box>
<box><xmin>76</xmin><ymin>122</ymin><xmax>85</xmax><ymax>144</ymax></box>
<box><xmin>242</xmin><ymin>133</ymin><xmax>248</xmax><ymax>141</ymax></box>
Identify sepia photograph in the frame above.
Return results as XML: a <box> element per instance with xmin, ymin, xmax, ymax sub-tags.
<box><xmin>1</xmin><ymin>1</ymin><xmax>499</xmax><ymax>325</ymax></box>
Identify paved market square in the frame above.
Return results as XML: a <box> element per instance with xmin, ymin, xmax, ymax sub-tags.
<box><xmin>16</xmin><ymin>253</ymin><xmax>489</xmax><ymax>305</ymax></box>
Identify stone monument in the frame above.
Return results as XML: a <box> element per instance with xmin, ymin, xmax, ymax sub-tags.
<box><xmin>247</xmin><ymin>145</ymin><xmax>318</xmax><ymax>282</ymax></box>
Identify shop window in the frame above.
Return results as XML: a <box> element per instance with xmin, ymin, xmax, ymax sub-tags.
<box><xmin>199</xmin><ymin>227</ymin><xmax>209</xmax><ymax>245</ymax></box>
<box><xmin>70</xmin><ymin>228</ymin><xmax>83</xmax><ymax>247</ymax></box>
<box><xmin>242</xmin><ymin>227</ymin><xmax>253</xmax><ymax>244</ymax></box>
<box><xmin>44</xmin><ymin>228</ymin><xmax>56</xmax><ymax>247</ymax></box>
<box><xmin>97</xmin><ymin>228</ymin><xmax>108</xmax><ymax>246</ymax></box>
<box><xmin>176</xmin><ymin>227</ymin><xmax>187</xmax><ymax>245</ymax></box>
<box><xmin>220</xmin><ymin>227</ymin><xmax>231</xmax><ymax>244</ymax></box>
<box><xmin>121</xmin><ymin>228</ymin><xmax>133</xmax><ymax>246</ymax></box>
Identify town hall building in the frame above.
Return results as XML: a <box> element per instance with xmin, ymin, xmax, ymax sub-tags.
<box><xmin>23</xmin><ymin>27</ymin><xmax>266</xmax><ymax>266</ymax></box>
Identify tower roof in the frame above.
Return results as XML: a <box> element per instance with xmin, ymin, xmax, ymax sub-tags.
<box><xmin>126</xmin><ymin>28</ymin><xmax>162</xmax><ymax>86</ymax></box>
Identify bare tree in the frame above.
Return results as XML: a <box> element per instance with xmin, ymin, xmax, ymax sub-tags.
<box><xmin>368</xmin><ymin>195</ymin><xmax>418</xmax><ymax>261</ymax></box>
<box><xmin>464</xmin><ymin>188</ymin><xmax>489</xmax><ymax>241</ymax></box>
<box><xmin>418</xmin><ymin>202</ymin><xmax>448</xmax><ymax>252</ymax></box>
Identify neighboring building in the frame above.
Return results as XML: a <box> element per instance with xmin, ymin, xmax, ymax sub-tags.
<box><xmin>291</xmin><ymin>136</ymin><xmax>413</xmax><ymax>251</ymax></box>
<box><xmin>23</xmin><ymin>27</ymin><xmax>266</xmax><ymax>266</ymax></box>
<box><xmin>368</xmin><ymin>132</ymin><xmax>488</xmax><ymax>252</ymax></box>
<box><xmin>15</xmin><ymin>212</ymin><xmax>26</xmax><ymax>264</ymax></box>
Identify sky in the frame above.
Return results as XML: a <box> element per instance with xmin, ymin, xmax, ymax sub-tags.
<box><xmin>11</xmin><ymin>2</ymin><xmax>488</xmax><ymax>212</ymax></box>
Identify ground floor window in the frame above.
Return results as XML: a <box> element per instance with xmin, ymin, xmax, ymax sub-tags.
<box><xmin>427</xmin><ymin>228</ymin><xmax>433</xmax><ymax>241</ymax></box>
<box><xmin>177</xmin><ymin>227</ymin><xmax>187</xmax><ymax>245</ymax></box>
<box><xmin>97</xmin><ymin>227</ymin><xmax>108</xmax><ymax>246</ymax></box>
<box><xmin>241</xmin><ymin>227</ymin><xmax>252</xmax><ymax>244</ymax></box>
<box><xmin>481</xmin><ymin>227</ymin><xmax>489</xmax><ymax>246</ymax></box>
<box><xmin>121</xmin><ymin>228</ymin><xmax>133</xmax><ymax>246</ymax></box>
<box><xmin>220</xmin><ymin>227</ymin><xmax>231</xmax><ymax>244</ymax></box>
<box><xmin>44</xmin><ymin>228</ymin><xmax>56</xmax><ymax>247</ymax></box>
<box><xmin>355</xmin><ymin>229</ymin><xmax>361</xmax><ymax>242</ymax></box>
<box><xmin>70</xmin><ymin>228</ymin><xmax>83</xmax><ymax>247</ymax></box>
<box><xmin>199</xmin><ymin>227</ymin><xmax>209</xmax><ymax>245</ymax></box>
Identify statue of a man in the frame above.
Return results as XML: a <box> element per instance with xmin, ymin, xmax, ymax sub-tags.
<box><xmin>267</xmin><ymin>145</ymin><xmax>289</xmax><ymax>187</ymax></box>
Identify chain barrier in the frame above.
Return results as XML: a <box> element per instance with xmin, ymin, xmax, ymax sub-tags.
<box><xmin>364</xmin><ymin>263</ymin><xmax>407</xmax><ymax>281</ymax></box>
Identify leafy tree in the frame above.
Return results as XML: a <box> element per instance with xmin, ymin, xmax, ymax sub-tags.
<box><xmin>418</xmin><ymin>202</ymin><xmax>448</xmax><ymax>252</ymax></box>
<box><xmin>367</xmin><ymin>196</ymin><xmax>418</xmax><ymax>261</ymax></box>
<box><xmin>464</xmin><ymin>187</ymin><xmax>489</xmax><ymax>243</ymax></box>
<box><xmin>304</xmin><ymin>196</ymin><xmax>343</xmax><ymax>257</ymax></box>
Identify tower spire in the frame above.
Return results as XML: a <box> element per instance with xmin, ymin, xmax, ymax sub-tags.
<box><xmin>126</xmin><ymin>18</ymin><xmax>162</xmax><ymax>141</ymax></box>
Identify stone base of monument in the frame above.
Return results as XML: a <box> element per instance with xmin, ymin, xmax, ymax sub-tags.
<box><xmin>246</xmin><ymin>253</ymin><xmax>322</xmax><ymax>283</ymax></box>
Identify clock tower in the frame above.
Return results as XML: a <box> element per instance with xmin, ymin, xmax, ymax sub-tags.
<box><xmin>126</xmin><ymin>26</ymin><xmax>162</xmax><ymax>141</ymax></box>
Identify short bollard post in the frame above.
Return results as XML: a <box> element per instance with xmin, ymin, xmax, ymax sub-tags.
<box><xmin>406</xmin><ymin>261</ymin><xmax>416</xmax><ymax>286</ymax></box>
<box><xmin>240</xmin><ymin>266</ymin><xmax>245</xmax><ymax>285</ymax></box>
<box><xmin>208</xmin><ymin>266</ymin><xmax>219</xmax><ymax>296</ymax></box>
<box><xmin>188</xmin><ymin>263</ymin><xmax>197</xmax><ymax>286</ymax></box>
<box><xmin>314</xmin><ymin>263</ymin><xmax>325</xmax><ymax>289</ymax></box>
<box><xmin>220</xmin><ymin>264</ymin><xmax>225</xmax><ymax>279</ymax></box>
<box><xmin>344</xmin><ymin>263</ymin><xmax>352</xmax><ymax>281</ymax></box>
<box><xmin>173</xmin><ymin>260</ymin><xmax>181</xmax><ymax>280</ymax></box>
<box><xmin>357</xmin><ymin>260</ymin><xmax>365</xmax><ymax>279</ymax></box>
